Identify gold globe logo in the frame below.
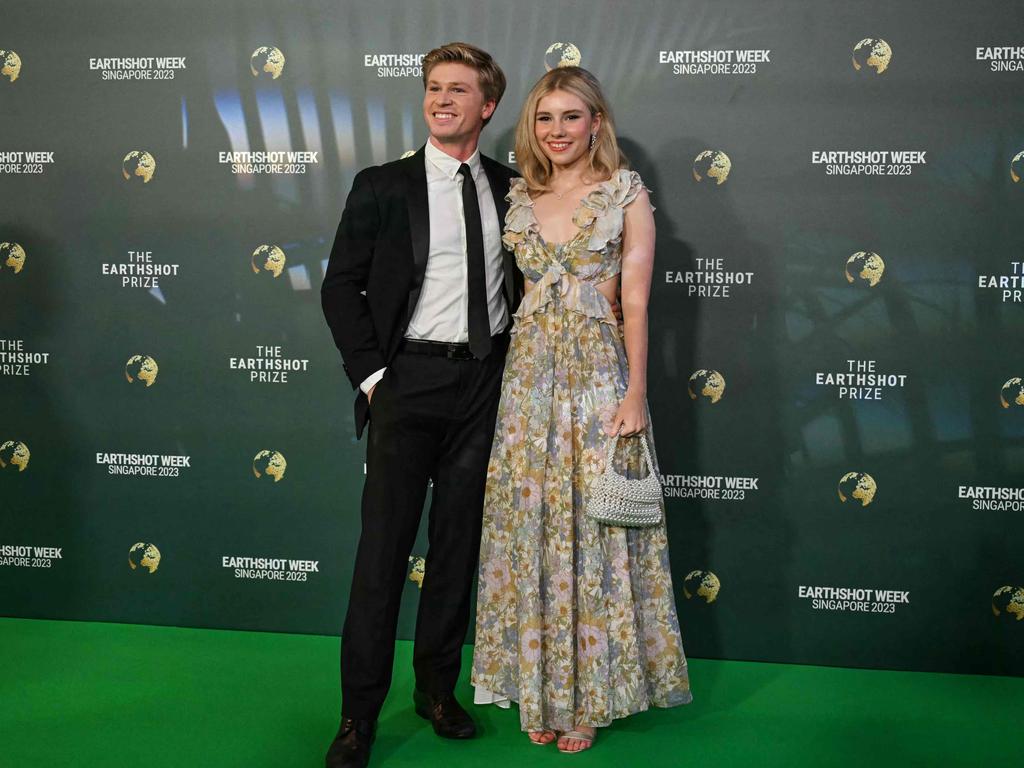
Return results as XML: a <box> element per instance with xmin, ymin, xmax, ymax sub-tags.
<box><xmin>692</xmin><ymin>150</ymin><xmax>731</xmax><ymax>185</ymax></box>
<box><xmin>408</xmin><ymin>555</ymin><xmax>426</xmax><ymax>589</ymax></box>
<box><xmin>688</xmin><ymin>369</ymin><xmax>726</xmax><ymax>403</ymax></box>
<box><xmin>253</xmin><ymin>450</ymin><xmax>287</xmax><ymax>482</ymax></box>
<box><xmin>125</xmin><ymin>355</ymin><xmax>159</xmax><ymax>387</ymax></box>
<box><xmin>122</xmin><ymin>151</ymin><xmax>156</xmax><ymax>183</ymax></box>
<box><xmin>544</xmin><ymin>42</ymin><xmax>581</xmax><ymax>71</ymax></box>
<box><xmin>251</xmin><ymin>46</ymin><xmax>286</xmax><ymax>79</ymax></box>
<box><xmin>1</xmin><ymin>242</ymin><xmax>26</xmax><ymax>274</ymax></box>
<box><xmin>838</xmin><ymin>472</ymin><xmax>877</xmax><ymax>507</ymax></box>
<box><xmin>1</xmin><ymin>49</ymin><xmax>21</xmax><ymax>83</ymax></box>
<box><xmin>845</xmin><ymin>251</ymin><xmax>885</xmax><ymax>287</ymax></box>
<box><xmin>683</xmin><ymin>570</ymin><xmax>720</xmax><ymax>603</ymax></box>
<box><xmin>1011</xmin><ymin>151</ymin><xmax>1024</xmax><ymax>184</ymax></box>
<box><xmin>852</xmin><ymin>38</ymin><xmax>892</xmax><ymax>74</ymax></box>
<box><xmin>1000</xmin><ymin>377</ymin><xmax>1024</xmax><ymax>408</ymax></box>
<box><xmin>992</xmin><ymin>586</ymin><xmax>1024</xmax><ymax>621</ymax></box>
<box><xmin>251</xmin><ymin>245</ymin><xmax>286</xmax><ymax>278</ymax></box>
<box><xmin>128</xmin><ymin>542</ymin><xmax>161</xmax><ymax>573</ymax></box>
<box><xmin>0</xmin><ymin>440</ymin><xmax>30</xmax><ymax>472</ymax></box>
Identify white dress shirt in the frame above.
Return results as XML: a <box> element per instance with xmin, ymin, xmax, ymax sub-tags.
<box><xmin>360</xmin><ymin>141</ymin><xmax>508</xmax><ymax>394</ymax></box>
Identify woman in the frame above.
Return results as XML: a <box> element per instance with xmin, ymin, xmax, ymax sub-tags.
<box><xmin>472</xmin><ymin>67</ymin><xmax>691</xmax><ymax>753</ymax></box>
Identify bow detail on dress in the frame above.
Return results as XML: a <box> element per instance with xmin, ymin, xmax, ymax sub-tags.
<box><xmin>512</xmin><ymin>261</ymin><xmax>618</xmax><ymax>332</ymax></box>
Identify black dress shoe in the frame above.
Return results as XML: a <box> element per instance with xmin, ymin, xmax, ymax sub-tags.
<box><xmin>325</xmin><ymin>717</ymin><xmax>376</xmax><ymax>768</ymax></box>
<box><xmin>413</xmin><ymin>689</ymin><xmax>477</xmax><ymax>739</ymax></box>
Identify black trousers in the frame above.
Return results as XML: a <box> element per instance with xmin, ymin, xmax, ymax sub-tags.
<box><xmin>339</xmin><ymin>339</ymin><xmax>507</xmax><ymax>721</ymax></box>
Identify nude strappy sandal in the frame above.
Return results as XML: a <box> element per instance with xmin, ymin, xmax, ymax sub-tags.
<box><xmin>557</xmin><ymin>729</ymin><xmax>595</xmax><ymax>753</ymax></box>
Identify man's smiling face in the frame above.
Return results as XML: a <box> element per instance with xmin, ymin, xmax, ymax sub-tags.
<box><xmin>422</xmin><ymin>62</ymin><xmax>495</xmax><ymax>147</ymax></box>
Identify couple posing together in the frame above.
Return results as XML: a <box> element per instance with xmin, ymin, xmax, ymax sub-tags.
<box><xmin>321</xmin><ymin>42</ymin><xmax>691</xmax><ymax>767</ymax></box>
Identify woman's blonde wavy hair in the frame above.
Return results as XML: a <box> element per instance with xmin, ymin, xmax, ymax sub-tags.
<box><xmin>514</xmin><ymin>66</ymin><xmax>625</xmax><ymax>193</ymax></box>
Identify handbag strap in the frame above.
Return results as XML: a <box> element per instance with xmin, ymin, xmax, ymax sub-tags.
<box><xmin>605</xmin><ymin>433</ymin><xmax>654</xmax><ymax>478</ymax></box>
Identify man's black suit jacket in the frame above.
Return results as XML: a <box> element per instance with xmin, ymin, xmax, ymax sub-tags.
<box><xmin>321</xmin><ymin>146</ymin><xmax>522</xmax><ymax>438</ymax></box>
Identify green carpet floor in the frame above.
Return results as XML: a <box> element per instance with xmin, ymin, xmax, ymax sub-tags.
<box><xmin>1</xmin><ymin>617</ymin><xmax>1020</xmax><ymax>767</ymax></box>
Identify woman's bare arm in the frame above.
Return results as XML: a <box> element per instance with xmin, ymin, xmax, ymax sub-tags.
<box><xmin>606</xmin><ymin>186</ymin><xmax>655</xmax><ymax>436</ymax></box>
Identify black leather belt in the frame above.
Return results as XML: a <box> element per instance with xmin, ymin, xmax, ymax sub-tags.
<box><xmin>400</xmin><ymin>333</ymin><xmax>509</xmax><ymax>361</ymax></box>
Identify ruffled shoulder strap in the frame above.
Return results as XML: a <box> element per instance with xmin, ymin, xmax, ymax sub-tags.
<box><xmin>502</xmin><ymin>177</ymin><xmax>537</xmax><ymax>249</ymax></box>
<box><xmin>614</xmin><ymin>168</ymin><xmax>649</xmax><ymax>209</ymax></box>
<box><xmin>573</xmin><ymin>168</ymin><xmax>653</xmax><ymax>252</ymax></box>
<box><xmin>506</xmin><ymin>176</ymin><xmax>531</xmax><ymax>206</ymax></box>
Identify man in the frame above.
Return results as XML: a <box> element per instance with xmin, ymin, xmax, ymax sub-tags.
<box><xmin>320</xmin><ymin>42</ymin><xmax>520</xmax><ymax>768</ymax></box>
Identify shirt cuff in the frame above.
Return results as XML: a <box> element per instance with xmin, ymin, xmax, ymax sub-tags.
<box><xmin>359</xmin><ymin>367</ymin><xmax>386</xmax><ymax>394</ymax></box>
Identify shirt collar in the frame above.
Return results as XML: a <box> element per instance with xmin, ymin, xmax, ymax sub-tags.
<box><xmin>425</xmin><ymin>140</ymin><xmax>482</xmax><ymax>181</ymax></box>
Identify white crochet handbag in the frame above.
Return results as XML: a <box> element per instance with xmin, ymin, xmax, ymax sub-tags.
<box><xmin>586</xmin><ymin>434</ymin><xmax>664</xmax><ymax>528</ymax></box>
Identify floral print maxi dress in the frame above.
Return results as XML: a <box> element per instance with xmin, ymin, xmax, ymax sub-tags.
<box><xmin>472</xmin><ymin>170</ymin><xmax>692</xmax><ymax>732</ymax></box>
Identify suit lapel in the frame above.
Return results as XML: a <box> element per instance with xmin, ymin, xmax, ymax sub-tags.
<box><xmin>481</xmin><ymin>156</ymin><xmax>519</xmax><ymax>312</ymax></box>
<box><xmin>482</xmin><ymin>155</ymin><xmax>511</xmax><ymax>228</ymax></box>
<box><xmin>405</xmin><ymin>147</ymin><xmax>430</xmax><ymax>320</ymax></box>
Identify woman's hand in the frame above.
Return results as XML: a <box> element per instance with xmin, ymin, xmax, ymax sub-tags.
<box><xmin>605</xmin><ymin>391</ymin><xmax>647</xmax><ymax>437</ymax></box>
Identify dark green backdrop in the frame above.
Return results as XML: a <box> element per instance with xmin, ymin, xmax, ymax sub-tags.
<box><xmin>2</xmin><ymin>0</ymin><xmax>1022</xmax><ymax>676</ymax></box>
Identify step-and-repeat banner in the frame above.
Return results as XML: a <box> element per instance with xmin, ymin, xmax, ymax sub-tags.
<box><xmin>3</xmin><ymin>0</ymin><xmax>1022</xmax><ymax>676</ymax></box>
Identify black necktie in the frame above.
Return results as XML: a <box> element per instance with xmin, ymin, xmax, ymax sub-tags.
<box><xmin>458</xmin><ymin>163</ymin><xmax>492</xmax><ymax>359</ymax></box>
